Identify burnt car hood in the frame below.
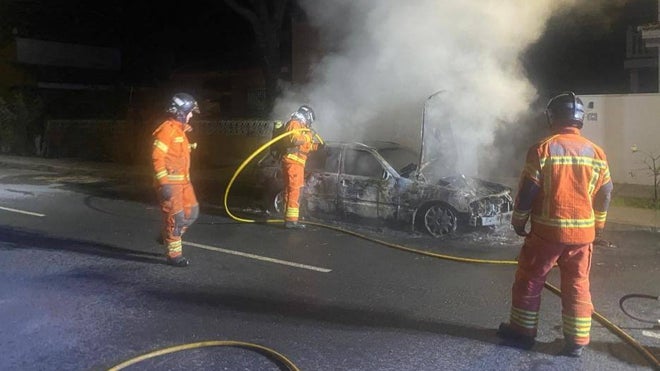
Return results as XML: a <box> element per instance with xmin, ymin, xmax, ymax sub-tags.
<box><xmin>436</xmin><ymin>175</ymin><xmax>511</xmax><ymax>198</ymax></box>
<box><xmin>404</xmin><ymin>174</ymin><xmax>511</xmax><ymax>212</ymax></box>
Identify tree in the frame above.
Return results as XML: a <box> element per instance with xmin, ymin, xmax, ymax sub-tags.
<box><xmin>223</xmin><ymin>0</ymin><xmax>290</xmax><ymax>114</ymax></box>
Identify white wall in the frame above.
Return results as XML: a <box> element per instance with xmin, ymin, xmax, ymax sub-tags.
<box><xmin>579</xmin><ymin>93</ymin><xmax>660</xmax><ymax>186</ymax></box>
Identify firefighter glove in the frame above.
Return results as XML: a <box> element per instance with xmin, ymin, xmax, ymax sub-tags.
<box><xmin>594</xmin><ymin>228</ymin><xmax>612</xmax><ymax>247</ymax></box>
<box><xmin>160</xmin><ymin>184</ymin><xmax>173</xmax><ymax>201</ymax></box>
<box><xmin>595</xmin><ymin>228</ymin><xmax>603</xmax><ymax>238</ymax></box>
<box><xmin>513</xmin><ymin>223</ymin><xmax>529</xmax><ymax>237</ymax></box>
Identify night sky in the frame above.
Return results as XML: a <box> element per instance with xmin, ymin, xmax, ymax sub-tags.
<box><xmin>2</xmin><ymin>0</ymin><xmax>658</xmax><ymax>95</ymax></box>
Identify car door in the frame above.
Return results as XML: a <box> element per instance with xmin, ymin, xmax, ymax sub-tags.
<box><xmin>302</xmin><ymin>145</ymin><xmax>341</xmax><ymax>216</ymax></box>
<box><xmin>339</xmin><ymin>147</ymin><xmax>397</xmax><ymax>221</ymax></box>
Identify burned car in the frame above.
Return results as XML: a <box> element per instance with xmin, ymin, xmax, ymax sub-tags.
<box><xmin>246</xmin><ymin>141</ymin><xmax>513</xmax><ymax>237</ymax></box>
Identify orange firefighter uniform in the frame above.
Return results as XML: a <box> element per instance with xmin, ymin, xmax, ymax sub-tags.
<box><xmin>282</xmin><ymin>119</ymin><xmax>318</xmax><ymax>223</ymax></box>
<box><xmin>508</xmin><ymin>126</ymin><xmax>612</xmax><ymax>347</ymax></box>
<box><xmin>152</xmin><ymin>119</ymin><xmax>199</xmax><ymax>259</ymax></box>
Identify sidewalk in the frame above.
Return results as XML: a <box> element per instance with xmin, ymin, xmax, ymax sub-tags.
<box><xmin>1</xmin><ymin>154</ymin><xmax>658</xmax><ymax>231</ymax></box>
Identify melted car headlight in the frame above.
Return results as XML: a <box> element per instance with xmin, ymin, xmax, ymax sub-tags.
<box><xmin>470</xmin><ymin>196</ymin><xmax>511</xmax><ymax>217</ymax></box>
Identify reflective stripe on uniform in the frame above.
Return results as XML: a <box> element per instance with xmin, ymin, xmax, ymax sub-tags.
<box><xmin>167</xmin><ymin>239</ymin><xmax>182</xmax><ymax>253</ymax></box>
<box><xmin>286</xmin><ymin>207</ymin><xmax>299</xmax><ymax>218</ymax></box>
<box><xmin>510</xmin><ymin>307</ymin><xmax>539</xmax><ymax>329</ymax></box>
<box><xmin>512</xmin><ymin>209</ymin><xmax>530</xmax><ymax>223</ymax></box>
<box><xmin>562</xmin><ymin>314</ymin><xmax>591</xmax><ymax>338</ymax></box>
<box><xmin>594</xmin><ymin>210</ymin><xmax>607</xmax><ymax>223</ymax></box>
<box><xmin>155</xmin><ymin>169</ymin><xmax>168</xmax><ymax>180</ymax></box>
<box><xmin>154</xmin><ymin>139</ymin><xmax>169</xmax><ymax>153</ymax></box>
<box><xmin>173</xmin><ymin>137</ymin><xmax>184</xmax><ymax>143</ymax></box>
<box><xmin>540</xmin><ymin>156</ymin><xmax>608</xmax><ymax>168</ymax></box>
<box><xmin>523</xmin><ymin>163</ymin><xmax>541</xmax><ymax>183</ymax></box>
<box><xmin>532</xmin><ymin>214</ymin><xmax>595</xmax><ymax>228</ymax></box>
<box><xmin>167</xmin><ymin>174</ymin><xmax>188</xmax><ymax>181</ymax></box>
<box><xmin>285</xmin><ymin>154</ymin><xmax>306</xmax><ymax>165</ymax></box>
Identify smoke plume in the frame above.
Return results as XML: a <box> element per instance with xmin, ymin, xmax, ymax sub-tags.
<box><xmin>273</xmin><ymin>0</ymin><xmax>608</xmax><ymax>178</ymax></box>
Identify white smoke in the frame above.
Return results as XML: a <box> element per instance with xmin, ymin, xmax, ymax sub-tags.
<box><xmin>273</xmin><ymin>0</ymin><xmax>582</xmax><ymax>176</ymax></box>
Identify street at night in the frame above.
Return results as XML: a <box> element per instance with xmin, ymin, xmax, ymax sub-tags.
<box><xmin>0</xmin><ymin>159</ymin><xmax>657</xmax><ymax>370</ymax></box>
<box><xmin>2</xmin><ymin>1</ymin><xmax>660</xmax><ymax>370</ymax></box>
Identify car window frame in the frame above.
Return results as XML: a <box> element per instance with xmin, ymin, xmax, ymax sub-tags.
<box><xmin>340</xmin><ymin>146</ymin><xmax>397</xmax><ymax>180</ymax></box>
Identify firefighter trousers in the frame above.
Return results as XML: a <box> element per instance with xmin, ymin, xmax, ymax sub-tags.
<box><xmin>509</xmin><ymin>232</ymin><xmax>593</xmax><ymax>346</ymax></box>
<box><xmin>157</xmin><ymin>182</ymin><xmax>199</xmax><ymax>258</ymax></box>
<box><xmin>282</xmin><ymin>159</ymin><xmax>304</xmax><ymax>222</ymax></box>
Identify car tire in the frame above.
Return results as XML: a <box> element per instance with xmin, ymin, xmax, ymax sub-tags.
<box><xmin>418</xmin><ymin>203</ymin><xmax>457</xmax><ymax>237</ymax></box>
<box><xmin>266</xmin><ymin>189</ymin><xmax>285</xmax><ymax>216</ymax></box>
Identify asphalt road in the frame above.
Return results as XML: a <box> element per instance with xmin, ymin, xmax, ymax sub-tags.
<box><xmin>0</xmin><ymin>165</ymin><xmax>658</xmax><ymax>371</ymax></box>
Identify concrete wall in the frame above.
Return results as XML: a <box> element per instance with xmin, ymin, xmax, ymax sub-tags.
<box><xmin>579</xmin><ymin>93</ymin><xmax>660</xmax><ymax>186</ymax></box>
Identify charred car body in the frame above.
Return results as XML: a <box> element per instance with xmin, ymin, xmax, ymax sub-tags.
<box><xmin>247</xmin><ymin>141</ymin><xmax>513</xmax><ymax>237</ymax></box>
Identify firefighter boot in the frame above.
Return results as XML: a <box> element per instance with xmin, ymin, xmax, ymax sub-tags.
<box><xmin>167</xmin><ymin>255</ymin><xmax>189</xmax><ymax>267</ymax></box>
<box><xmin>559</xmin><ymin>341</ymin><xmax>584</xmax><ymax>357</ymax></box>
<box><xmin>284</xmin><ymin>221</ymin><xmax>306</xmax><ymax>229</ymax></box>
<box><xmin>497</xmin><ymin>323</ymin><xmax>535</xmax><ymax>350</ymax></box>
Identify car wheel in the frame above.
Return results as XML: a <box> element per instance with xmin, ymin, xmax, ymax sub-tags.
<box><xmin>267</xmin><ymin>189</ymin><xmax>285</xmax><ymax>216</ymax></box>
<box><xmin>420</xmin><ymin>203</ymin><xmax>457</xmax><ymax>237</ymax></box>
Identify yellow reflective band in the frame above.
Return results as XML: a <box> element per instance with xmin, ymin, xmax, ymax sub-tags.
<box><xmin>168</xmin><ymin>241</ymin><xmax>182</xmax><ymax>251</ymax></box>
<box><xmin>173</xmin><ymin>137</ymin><xmax>184</xmax><ymax>143</ymax></box>
<box><xmin>512</xmin><ymin>307</ymin><xmax>539</xmax><ymax>317</ymax></box>
<box><xmin>512</xmin><ymin>209</ymin><xmax>530</xmax><ymax>221</ymax></box>
<box><xmin>562</xmin><ymin>323</ymin><xmax>591</xmax><ymax>337</ymax></box>
<box><xmin>594</xmin><ymin>211</ymin><xmax>607</xmax><ymax>222</ymax></box>
<box><xmin>523</xmin><ymin>164</ymin><xmax>541</xmax><ymax>182</ymax></box>
<box><xmin>588</xmin><ymin>172</ymin><xmax>600</xmax><ymax>195</ymax></box>
<box><xmin>167</xmin><ymin>174</ymin><xmax>186</xmax><ymax>181</ymax></box>
<box><xmin>533</xmin><ymin>215</ymin><xmax>595</xmax><ymax>228</ymax></box>
<box><xmin>285</xmin><ymin>154</ymin><xmax>306</xmax><ymax>165</ymax></box>
<box><xmin>154</xmin><ymin>139</ymin><xmax>169</xmax><ymax>153</ymax></box>
<box><xmin>155</xmin><ymin>170</ymin><xmax>168</xmax><ymax>179</ymax></box>
<box><xmin>540</xmin><ymin>156</ymin><xmax>607</xmax><ymax>168</ymax></box>
<box><xmin>510</xmin><ymin>307</ymin><xmax>539</xmax><ymax>327</ymax></box>
<box><xmin>285</xmin><ymin>207</ymin><xmax>299</xmax><ymax>218</ymax></box>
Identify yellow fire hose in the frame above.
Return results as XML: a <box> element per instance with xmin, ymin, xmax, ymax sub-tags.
<box><xmin>107</xmin><ymin>340</ymin><xmax>300</xmax><ymax>371</ymax></box>
<box><xmin>109</xmin><ymin>129</ymin><xmax>659</xmax><ymax>370</ymax></box>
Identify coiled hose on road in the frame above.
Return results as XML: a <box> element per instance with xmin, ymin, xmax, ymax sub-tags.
<box><xmin>619</xmin><ymin>293</ymin><xmax>660</xmax><ymax>325</ymax></box>
<box><xmin>110</xmin><ymin>129</ymin><xmax>659</xmax><ymax>370</ymax></box>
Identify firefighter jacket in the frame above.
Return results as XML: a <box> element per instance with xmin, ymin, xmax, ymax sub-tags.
<box><xmin>511</xmin><ymin>127</ymin><xmax>612</xmax><ymax>244</ymax></box>
<box><xmin>152</xmin><ymin>119</ymin><xmax>194</xmax><ymax>185</ymax></box>
<box><xmin>283</xmin><ymin>119</ymin><xmax>317</xmax><ymax>166</ymax></box>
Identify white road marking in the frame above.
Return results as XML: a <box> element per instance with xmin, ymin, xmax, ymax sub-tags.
<box><xmin>0</xmin><ymin>206</ymin><xmax>45</xmax><ymax>217</ymax></box>
<box><xmin>642</xmin><ymin>330</ymin><xmax>660</xmax><ymax>339</ymax></box>
<box><xmin>185</xmin><ymin>241</ymin><xmax>332</xmax><ymax>273</ymax></box>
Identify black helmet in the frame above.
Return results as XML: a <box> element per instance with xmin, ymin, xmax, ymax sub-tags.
<box><xmin>292</xmin><ymin>105</ymin><xmax>315</xmax><ymax>125</ymax></box>
<box><xmin>168</xmin><ymin>93</ymin><xmax>200</xmax><ymax>117</ymax></box>
<box><xmin>545</xmin><ymin>91</ymin><xmax>584</xmax><ymax>128</ymax></box>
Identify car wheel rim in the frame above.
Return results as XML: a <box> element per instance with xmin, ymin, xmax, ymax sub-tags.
<box><xmin>274</xmin><ymin>191</ymin><xmax>284</xmax><ymax>214</ymax></box>
<box><xmin>424</xmin><ymin>205</ymin><xmax>457</xmax><ymax>237</ymax></box>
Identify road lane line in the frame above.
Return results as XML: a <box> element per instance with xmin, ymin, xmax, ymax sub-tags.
<box><xmin>0</xmin><ymin>206</ymin><xmax>45</xmax><ymax>217</ymax></box>
<box><xmin>184</xmin><ymin>241</ymin><xmax>332</xmax><ymax>273</ymax></box>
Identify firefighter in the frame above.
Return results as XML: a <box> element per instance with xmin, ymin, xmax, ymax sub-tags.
<box><xmin>281</xmin><ymin>105</ymin><xmax>321</xmax><ymax>229</ymax></box>
<box><xmin>497</xmin><ymin>92</ymin><xmax>613</xmax><ymax>357</ymax></box>
<box><xmin>151</xmin><ymin>93</ymin><xmax>200</xmax><ymax>267</ymax></box>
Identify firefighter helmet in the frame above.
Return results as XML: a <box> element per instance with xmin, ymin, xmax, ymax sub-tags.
<box><xmin>168</xmin><ymin>93</ymin><xmax>200</xmax><ymax>117</ymax></box>
<box><xmin>291</xmin><ymin>105</ymin><xmax>315</xmax><ymax>126</ymax></box>
<box><xmin>545</xmin><ymin>91</ymin><xmax>584</xmax><ymax>128</ymax></box>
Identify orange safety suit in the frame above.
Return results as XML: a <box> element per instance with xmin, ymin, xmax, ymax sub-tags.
<box><xmin>510</xmin><ymin>127</ymin><xmax>613</xmax><ymax>345</ymax></box>
<box><xmin>152</xmin><ymin>119</ymin><xmax>199</xmax><ymax>259</ymax></box>
<box><xmin>281</xmin><ymin>119</ymin><xmax>318</xmax><ymax>222</ymax></box>
<box><xmin>508</xmin><ymin>126</ymin><xmax>612</xmax><ymax>346</ymax></box>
